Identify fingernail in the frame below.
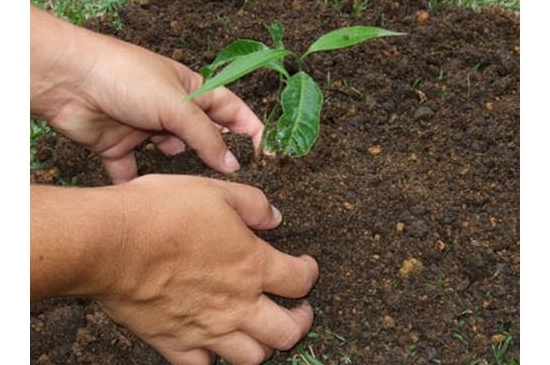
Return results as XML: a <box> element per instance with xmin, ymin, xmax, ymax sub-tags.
<box><xmin>224</xmin><ymin>150</ymin><xmax>240</xmax><ymax>172</ymax></box>
<box><xmin>271</xmin><ymin>205</ymin><xmax>282</xmax><ymax>224</ymax></box>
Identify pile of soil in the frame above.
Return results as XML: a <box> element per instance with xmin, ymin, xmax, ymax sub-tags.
<box><xmin>31</xmin><ymin>0</ymin><xmax>519</xmax><ymax>364</ymax></box>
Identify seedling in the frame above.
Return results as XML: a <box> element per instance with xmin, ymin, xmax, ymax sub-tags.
<box><xmin>185</xmin><ymin>21</ymin><xmax>403</xmax><ymax>158</ymax></box>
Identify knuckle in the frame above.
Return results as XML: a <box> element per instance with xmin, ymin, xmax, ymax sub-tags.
<box><xmin>238</xmin><ymin>255</ymin><xmax>265</xmax><ymax>287</ymax></box>
<box><xmin>187</xmin><ymin>71</ymin><xmax>204</xmax><ymax>92</ymax></box>
<box><xmin>210</xmin><ymin>293</ymin><xmax>235</xmax><ymax>312</ymax></box>
<box><xmin>226</xmin><ymin>182</ymin><xmax>273</xmax><ymax>227</ymax></box>
<box><xmin>248</xmin><ymin>185</ymin><xmax>269</xmax><ymax>206</ymax></box>
<box><xmin>250</xmin><ymin>190</ymin><xmax>273</xmax><ymax>223</ymax></box>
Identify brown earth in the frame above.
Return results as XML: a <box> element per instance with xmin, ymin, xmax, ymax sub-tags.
<box><xmin>30</xmin><ymin>0</ymin><xmax>520</xmax><ymax>364</ymax></box>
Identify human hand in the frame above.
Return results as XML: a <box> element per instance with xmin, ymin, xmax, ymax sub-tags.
<box><xmin>92</xmin><ymin>175</ymin><xmax>319</xmax><ymax>364</ymax></box>
<box><xmin>31</xmin><ymin>7</ymin><xmax>264</xmax><ymax>184</ymax></box>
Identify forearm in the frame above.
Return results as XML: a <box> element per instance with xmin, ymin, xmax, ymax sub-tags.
<box><xmin>30</xmin><ymin>184</ymin><xmax>123</xmax><ymax>301</ymax></box>
<box><xmin>30</xmin><ymin>5</ymin><xmax>101</xmax><ymax>120</ymax></box>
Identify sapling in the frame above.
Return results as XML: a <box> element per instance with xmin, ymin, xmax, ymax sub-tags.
<box><xmin>185</xmin><ymin>22</ymin><xmax>403</xmax><ymax>157</ymax></box>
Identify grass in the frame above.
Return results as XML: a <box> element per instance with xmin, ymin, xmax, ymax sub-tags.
<box><xmin>467</xmin><ymin>334</ymin><xmax>518</xmax><ymax>365</ymax></box>
<box><xmin>288</xmin><ymin>342</ymin><xmax>325</xmax><ymax>365</ymax></box>
<box><xmin>491</xmin><ymin>334</ymin><xmax>518</xmax><ymax>365</ymax></box>
<box><xmin>31</xmin><ymin>0</ymin><xmax>128</xmax><ymax>29</ymax></box>
<box><xmin>30</xmin><ymin>119</ymin><xmax>55</xmax><ymax>170</ymax></box>
<box><xmin>428</xmin><ymin>0</ymin><xmax>519</xmax><ymax>12</ymax></box>
<box><xmin>219</xmin><ymin>342</ymin><xmax>326</xmax><ymax>365</ymax></box>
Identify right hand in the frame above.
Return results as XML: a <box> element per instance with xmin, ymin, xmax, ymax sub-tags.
<box><xmin>96</xmin><ymin>175</ymin><xmax>319</xmax><ymax>365</ymax></box>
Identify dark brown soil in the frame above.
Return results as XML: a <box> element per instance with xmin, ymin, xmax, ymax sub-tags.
<box><xmin>31</xmin><ymin>0</ymin><xmax>520</xmax><ymax>364</ymax></box>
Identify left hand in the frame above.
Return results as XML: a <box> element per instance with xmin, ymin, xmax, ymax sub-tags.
<box><xmin>31</xmin><ymin>6</ymin><xmax>265</xmax><ymax>184</ymax></box>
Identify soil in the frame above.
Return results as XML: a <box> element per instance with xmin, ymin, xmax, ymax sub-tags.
<box><xmin>30</xmin><ymin>0</ymin><xmax>520</xmax><ymax>364</ymax></box>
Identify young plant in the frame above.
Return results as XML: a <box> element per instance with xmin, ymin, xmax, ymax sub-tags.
<box><xmin>185</xmin><ymin>22</ymin><xmax>403</xmax><ymax>157</ymax></box>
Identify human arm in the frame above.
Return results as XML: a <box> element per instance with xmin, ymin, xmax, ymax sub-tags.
<box><xmin>30</xmin><ymin>183</ymin><xmax>123</xmax><ymax>300</ymax></box>
<box><xmin>30</xmin><ymin>6</ymin><xmax>265</xmax><ymax>184</ymax></box>
<box><xmin>31</xmin><ymin>175</ymin><xmax>319</xmax><ymax>364</ymax></box>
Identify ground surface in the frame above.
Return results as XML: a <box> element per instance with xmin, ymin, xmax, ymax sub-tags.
<box><xmin>30</xmin><ymin>0</ymin><xmax>520</xmax><ymax>364</ymax></box>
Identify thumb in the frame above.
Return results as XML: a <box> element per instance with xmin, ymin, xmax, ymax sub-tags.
<box><xmin>163</xmin><ymin>100</ymin><xmax>241</xmax><ymax>174</ymax></box>
<box><xmin>103</xmin><ymin>152</ymin><xmax>138</xmax><ymax>185</ymax></box>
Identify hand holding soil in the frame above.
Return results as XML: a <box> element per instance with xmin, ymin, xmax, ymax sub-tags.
<box><xmin>30</xmin><ymin>5</ymin><xmax>319</xmax><ymax>365</ymax></box>
<box><xmin>30</xmin><ymin>6</ymin><xmax>265</xmax><ymax>184</ymax></box>
<box><xmin>98</xmin><ymin>175</ymin><xmax>319</xmax><ymax>364</ymax></box>
<box><xmin>31</xmin><ymin>175</ymin><xmax>319</xmax><ymax>364</ymax></box>
<box><xmin>30</xmin><ymin>0</ymin><xmax>519</xmax><ymax>363</ymax></box>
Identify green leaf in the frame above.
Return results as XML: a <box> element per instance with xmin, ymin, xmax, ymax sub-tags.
<box><xmin>200</xmin><ymin>39</ymin><xmax>268</xmax><ymax>80</ymax></box>
<box><xmin>265</xmin><ymin>71</ymin><xmax>323</xmax><ymax>157</ymax></box>
<box><xmin>200</xmin><ymin>39</ymin><xmax>289</xmax><ymax>81</ymax></box>
<box><xmin>185</xmin><ymin>48</ymin><xmax>290</xmax><ymax>102</ymax></box>
<box><xmin>266</xmin><ymin>21</ymin><xmax>284</xmax><ymax>49</ymax></box>
<box><xmin>303</xmin><ymin>26</ymin><xmax>405</xmax><ymax>58</ymax></box>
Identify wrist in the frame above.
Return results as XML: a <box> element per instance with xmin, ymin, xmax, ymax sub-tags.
<box><xmin>30</xmin><ymin>184</ymin><xmax>124</xmax><ymax>301</ymax></box>
<box><xmin>30</xmin><ymin>6</ymin><xmax>101</xmax><ymax>121</ymax></box>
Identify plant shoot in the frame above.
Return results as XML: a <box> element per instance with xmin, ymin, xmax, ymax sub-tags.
<box><xmin>185</xmin><ymin>22</ymin><xmax>404</xmax><ymax>157</ymax></box>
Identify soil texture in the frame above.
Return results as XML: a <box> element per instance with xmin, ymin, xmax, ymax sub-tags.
<box><xmin>31</xmin><ymin>0</ymin><xmax>520</xmax><ymax>364</ymax></box>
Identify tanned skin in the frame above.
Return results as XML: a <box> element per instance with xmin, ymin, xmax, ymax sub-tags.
<box><xmin>30</xmin><ymin>6</ymin><xmax>319</xmax><ymax>365</ymax></box>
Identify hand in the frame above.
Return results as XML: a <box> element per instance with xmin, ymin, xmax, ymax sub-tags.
<box><xmin>31</xmin><ymin>7</ymin><xmax>265</xmax><ymax>184</ymax></box>
<box><xmin>93</xmin><ymin>175</ymin><xmax>319</xmax><ymax>364</ymax></box>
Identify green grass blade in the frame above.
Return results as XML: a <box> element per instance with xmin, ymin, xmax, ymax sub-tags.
<box><xmin>185</xmin><ymin>48</ymin><xmax>290</xmax><ymax>102</ymax></box>
<box><xmin>303</xmin><ymin>352</ymin><xmax>325</xmax><ymax>365</ymax></box>
<box><xmin>265</xmin><ymin>71</ymin><xmax>323</xmax><ymax>157</ymax></box>
<box><xmin>303</xmin><ymin>26</ymin><xmax>405</xmax><ymax>58</ymax></box>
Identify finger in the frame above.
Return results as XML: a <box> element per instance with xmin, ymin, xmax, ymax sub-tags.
<box><xmin>102</xmin><ymin>152</ymin><xmax>138</xmax><ymax>185</ymax></box>
<box><xmin>194</xmin><ymin>87</ymin><xmax>264</xmax><ymax>152</ymax></box>
<box><xmin>162</xmin><ymin>100</ymin><xmax>241</xmax><ymax>174</ymax></box>
<box><xmin>212</xmin><ymin>122</ymin><xmax>230</xmax><ymax>134</ymax></box>
<box><xmin>180</xmin><ymin>68</ymin><xmax>264</xmax><ymax>151</ymax></box>
<box><xmin>160</xmin><ymin>348</ymin><xmax>215</xmax><ymax>365</ymax></box>
<box><xmin>151</xmin><ymin>134</ymin><xmax>186</xmax><ymax>155</ymax></box>
<box><xmin>211</xmin><ymin>180</ymin><xmax>282</xmax><ymax>230</ymax></box>
<box><xmin>208</xmin><ymin>331</ymin><xmax>273</xmax><ymax>365</ymax></box>
<box><xmin>259</xmin><ymin>245</ymin><xmax>319</xmax><ymax>298</ymax></box>
<box><xmin>242</xmin><ymin>297</ymin><xmax>314</xmax><ymax>351</ymax></box>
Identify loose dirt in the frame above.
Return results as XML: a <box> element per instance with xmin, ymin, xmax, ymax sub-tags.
<box><xmin>31</xmin><ymin>1</ymin><xmax>519</xmax><ymax>364</ymax></box>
